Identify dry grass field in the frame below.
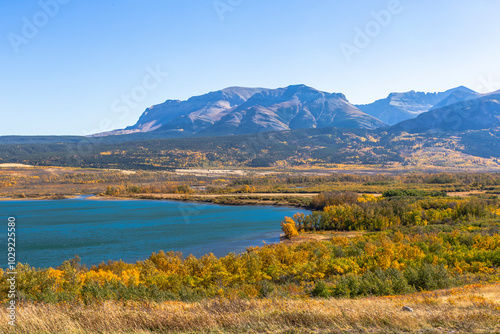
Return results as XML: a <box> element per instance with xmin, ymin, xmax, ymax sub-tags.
<box><xmin>1</xmin><ymin>284</ymin><xmax>499</xmax><ymax>334</ymax></box>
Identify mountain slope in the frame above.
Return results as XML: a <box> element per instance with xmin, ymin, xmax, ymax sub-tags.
<box><xmin>199</xmin><ymin>85</ymin><xmax>385</xmax><ymax>136</ymax></box>
<box><xmin>100</xmin><ymin>87</ymin><xmax>267</xmax><ymax>137</ymax></box>
<box><xmin>356</xmin><ymin>86</ymin><xmax>478</xmax><ymax>125</ymax></box>
<box><xmin>391</xmin><ymin>93</ymin><xmax>500</xmax><ymax>133</ymax></box>
<box><xmin>100</xmin><ymin>85</ymin><xmax>386</xmax><ymax>138</ymax></box>
<box><xmin>430</xmin><ymin>87</ymin><xmax>480</xmax><ymax>110</ymax></box>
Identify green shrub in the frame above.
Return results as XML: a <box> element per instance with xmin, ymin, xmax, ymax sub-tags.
<box><xmin>312</xmin><ymin>281</ymin><xmax>331</xmax><ymax>298</ymax></box>
<box><xmin>383</xmin><ymin>189</ymin><xmax>447</xmax><ymax>198</ymax></box>
<box><xmin>331</xmin><ymin>268</ymin><xmax>413</xmax><ymax>298</ymax></box>
<box><xmin>404</xmin><ymin>264</ymin><xmax>450</xmax><ymax>291</ymax></box>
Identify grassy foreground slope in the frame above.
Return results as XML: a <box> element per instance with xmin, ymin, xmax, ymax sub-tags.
<box><xmin>1</xmin><ymin>284</ymin><xmax>499</xmax><ymax>333</ymax></box>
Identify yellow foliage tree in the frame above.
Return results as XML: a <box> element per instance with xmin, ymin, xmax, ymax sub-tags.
<box><xmin>281</xmin><ymin>216</ymin><xmax>299</xmax><ymax>239</ymax></box>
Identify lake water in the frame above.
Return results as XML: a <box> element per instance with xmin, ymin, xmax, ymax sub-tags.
<box><xmin>0</xmin><ymin>199</ymin><xmax>309</xmax><ymax>268</ymax></box>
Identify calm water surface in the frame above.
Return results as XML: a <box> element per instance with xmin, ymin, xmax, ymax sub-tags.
<box><xmin>0</xmin><ymin>198</ymin><xmax>309</xmax><ymax>268</ymax></box>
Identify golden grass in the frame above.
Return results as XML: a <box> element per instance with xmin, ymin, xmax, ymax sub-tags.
<box><xmin>2</xmin><ymin>284</ymin><xmax>499</xmax><ymax>334</ymax></box>
<box><xmin>281</xmin><ymin>230</ymin><xmax>367</xmax><ymax>245</ymax></box>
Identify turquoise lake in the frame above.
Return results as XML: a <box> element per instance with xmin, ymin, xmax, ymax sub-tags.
<box><xmin>1</xmin><ymin>198</ymin><xmax>309</xmax><ymax>268</ymax></box>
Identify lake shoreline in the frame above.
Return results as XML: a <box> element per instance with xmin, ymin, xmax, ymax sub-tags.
<box><xmin>0</xmin><ymin>193</ymin><xmax>313</xmax><ymax>209</ymax></box>
<box><xmin>2</xmin><ymin>199</ymin><xmax>309</xmax><ymax>268</ymax></box>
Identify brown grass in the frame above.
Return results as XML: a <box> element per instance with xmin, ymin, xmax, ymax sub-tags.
<box><xmin>281</xmin><ymin>230</ymin><xmax>367</xmax><ymax>245</ymax></box>
<box><xmin>447</xmin><ymin>190</ymin><xmax>487</xmax><ymax>197</ymax></box>
<box><xmin>2</xmin><ymin>284</ymin><xmax>499</xmax><ymax>334</ymax></box>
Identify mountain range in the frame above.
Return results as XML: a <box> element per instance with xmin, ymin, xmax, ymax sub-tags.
<box><xmin>392</xmin><ymin>92</ymin><xmax>500</xmax><ymax>133</ymax></box>
<box><xmin>98</xmin><ymin>84</ymin><xmax>497</xmax><ymax>138</ymax></box>
<box><xmin>99</xmin><ymin>85</ymin><xmax>386</xmax><ymax>137</ymax></box>
<box><xmin>355</xmin><ymin>86</ymin><xmax>480</xmax><ymax>125</ymax></box>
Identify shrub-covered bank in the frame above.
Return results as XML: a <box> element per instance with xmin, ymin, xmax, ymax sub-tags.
<box><xmin>1</xmin><ymin>217</ymin><xmax>499</xmax><ymax>304</ymax></box>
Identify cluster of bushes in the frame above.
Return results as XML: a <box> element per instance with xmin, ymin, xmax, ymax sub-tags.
<box><xmin>310</xmin><ymin>191</ymin><xmax>360</xmax><ymax>210</ymax></box>
<box><xmin>104</xmin><ymin>184</ymin><xmax>194</xmax><ymax>196</ymax></box>
<box><xmin>205</xmin><ymin>195</ymin><xmax>311</xmax><ymax>208</ymax></box>
<box><xmin>286</xmin><ymin>173</ymin><xmax>500</xmax><ymax>188</ymax></box>
<box><xmin>286</xmin><ymin>196</ymin><xmax>500</xmax><ymax>233</ymax></box>
<box><xmin>382</xmin><ymin>189</ymin><xmax>447</xmax><ymax>198</ymax></box>
<box><xmin>313</xmin><ymin>264</ymin><xmax>450</xmax><ymax>298</ymax></box>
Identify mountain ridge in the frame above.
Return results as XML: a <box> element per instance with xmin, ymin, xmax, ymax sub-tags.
<box><xmin>98</xmin><ymin>85</ymin><xmax>386</xmax><ymax>138</ymax></box>
<box><xmin>355</xmin><ymin>86</ymin><xmax>479</xmax><ymax>126</ymax></box>
<box><xmin>97</xmin><ymin>84</ymin><xmax>494</xmax><ymax>139</ymax></box>
<box><xmin>3</xmin><ymin>89</ymin><xmax>500</xmax><ymax>169</ymax></box>
<box><xmin>390</xmin><ymin>93</ymin><xmax>500</xmax><ymax>133</ymax></box>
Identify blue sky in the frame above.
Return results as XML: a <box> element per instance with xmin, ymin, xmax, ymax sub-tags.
<box><xmin>1</xmin><ymin>0</ymin><xmax>500</xmax><ymax>135</ymax></box>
